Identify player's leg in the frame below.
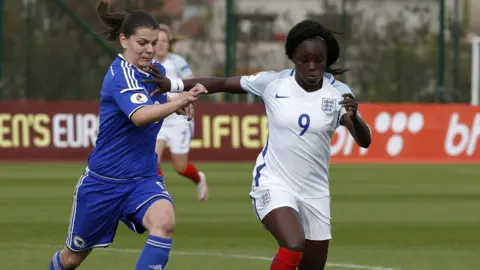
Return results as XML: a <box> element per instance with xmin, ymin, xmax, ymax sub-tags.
<box><xmin>298</xmin><ymin>196</ymin><xmax>332</xmax><ymax>270</ymax></box>
<box><xmin>170</xmin><ymin>152</ymin><xmax>208</xmax><ymax>200</ymax></box>
<box><xmin>123</xmin><ymin>178</ymin><xmax>175</xmax><ymax>270</ymax></box>
<box><xmin>155</xmin><ymin>130</ymin><xmax>168</xmax><ymax>176</ymax></box>
<box><xmin>49</xmin><ymin>172</ymin><xmax>123</xmax><ymax>269</ymax></box>
<box><xmin>250</xmin><ymin>187</ymin><xmax>304</xmax><ymax>270</ymax></box>
<box><xmin>135</xmin><ymin>200</ymin><xmax>175</xmax><ymax>270</ymax></box>
<box><xmin>49</xmin><ymin>248</ymin><xmax>91</xmax><ymax>270</ymax></box>
<box><xmin>298</xmin><ymin>240</ymin><xmax>329</xmax><ymax>270</ymax></box>
<box><xmin>169</xmin><ymin>121</ymin><xmax>208</xmax><ymax>201</ymax></box>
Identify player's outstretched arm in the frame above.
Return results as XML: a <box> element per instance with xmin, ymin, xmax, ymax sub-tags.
<box><xmin>143</xmin><ymin>64</ymin><xmax>245</xmax><ymax>95</ymax></box>
<box><xmin>131</xmin><ymin>84</ymin><xmax>207</xmax><ymax>126</ymax></box>
<box><xmin>339</xmin><ymin>93</ymin><xmax>372</xmax><ymax>148</ymax></box>
<box><xmin>183</xmin><ymin>76</ymin><xmax>245</xmax><ymax>94</ymax></box>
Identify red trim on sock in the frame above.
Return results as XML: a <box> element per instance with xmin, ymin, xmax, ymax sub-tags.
<box><xmin>158</xmin><ymin>169</ymin><xmax>163</xmax><ymax>176</ymax></box>
<box><xmin>179</xmin><ymin>163</ymin><xmax>201</xmax><ymax>183</ymax></box>
<box><xmin>275</xmin><ymin>247</ymin><xmax>303</xmax><ymax>267</ymax></box>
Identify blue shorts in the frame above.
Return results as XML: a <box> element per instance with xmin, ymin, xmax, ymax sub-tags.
<box><xmin>64</xmin><ymin>168</ymin><xmax>173</xmax><ymax>252</ymax></box>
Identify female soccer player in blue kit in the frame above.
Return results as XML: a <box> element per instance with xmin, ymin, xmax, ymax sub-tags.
<box><xmin>48</xmin><ymin>1</ymin><xmax>206</xmax><ymax>269</ymax></box>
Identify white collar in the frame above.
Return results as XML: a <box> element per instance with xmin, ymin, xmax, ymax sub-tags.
<box><xmin>117</xmin><ymin>54</ymin><xmax>150</xmax><ymax>76</ymax></box>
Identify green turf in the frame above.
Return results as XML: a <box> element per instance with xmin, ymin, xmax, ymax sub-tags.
<box><xmin>0</xmin><ymin>163</ymin><xmax>479</xmax><ymax>270</ymax></box>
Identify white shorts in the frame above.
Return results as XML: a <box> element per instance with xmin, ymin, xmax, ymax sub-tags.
<box><xmin>156</xmin><ymin>122</ymin><xmax>194</xmax><ymax>154</ymax></box>
<box><xmin>249</xmin><ymin>186</ymin><xmax>332</xmax><ymax>241</ymax></box>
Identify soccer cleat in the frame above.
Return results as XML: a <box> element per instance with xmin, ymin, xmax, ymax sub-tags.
<box><xmin>196</xmin><ymin>171</ymin><xmax>208</xmax><ymax>201</ymax></box>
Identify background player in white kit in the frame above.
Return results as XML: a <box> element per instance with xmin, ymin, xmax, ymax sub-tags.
<box><xmin>145</xmin><ymin>20</ymin><xmax>371</xmax><ymax>270</ymax></box>
<box><xmin>153</xmin><ymin>24</ymin><xmax>208</xmax><ymax>201</ymax></box>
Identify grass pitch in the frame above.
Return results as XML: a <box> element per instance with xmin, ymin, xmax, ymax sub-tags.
<box><xmin>0</xmin><ymin>162</ymin><xmax>479</xmax><ymax>270</ymax></box>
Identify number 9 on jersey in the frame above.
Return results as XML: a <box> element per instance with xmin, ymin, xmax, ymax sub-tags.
<box><xmin>298</xmin><ymin>114</ymin><xmax>310</xmax><ymax>136</ymax></box>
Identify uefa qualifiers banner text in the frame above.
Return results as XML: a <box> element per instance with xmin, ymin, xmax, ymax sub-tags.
<box><xmin>1</xmin><ymin>102</ymin><xmax>480</xmax><ymax>163</ymax></box>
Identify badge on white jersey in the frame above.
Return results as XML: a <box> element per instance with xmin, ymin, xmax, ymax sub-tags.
<box><xmin>321</xmin><ymin>97</ymin><xmax>336</xmax><ymax>115</ymax></box>
<box><xmin>130</xmin><ymin>93</ymin><xmax>148</xmax><ymax>104</ymax></box>
<box><xmin>258</xmin><ymin>189</ymin><xmax>271</xmax><ymax>208</ymax></box>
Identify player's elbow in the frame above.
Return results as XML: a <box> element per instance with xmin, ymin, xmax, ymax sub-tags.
<box><xmin>131</xmin><ymin>116</ymin><xmax>149</xmax><ymax>127</ymax></box>
<box><xmin>130</xmin><ymin>108</ymin><xmax>150</xmax><ymax>127</ymax></box>
<box><xmin>359</xmin><ymin>140</ymin><xmax>371</xmax><ymax>149</ymax></box>
<box><xmin>358</xmin><ymin>134</ymin><xmax>372</xmax><ymax>148</ymax></box>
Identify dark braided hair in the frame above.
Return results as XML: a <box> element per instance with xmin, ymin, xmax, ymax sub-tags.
<box><xmin>96</xmin><ymin>0</ymin><xmax>159</xmax><ymax>41</ymax></box>
<box><xmin>285</xmin><ymin>20</ymin><xmax>347</xmax><ymax>75</ymax></box>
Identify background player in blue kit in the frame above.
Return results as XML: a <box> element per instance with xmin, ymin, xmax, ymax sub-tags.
<box><xmin>145</xmin><ymin>20</ymin><xmax>371</xmax><ymax>270</ymax></box>
<box><xmin>48</xmin><ymin>1</ymin><xmax>206</xmax><ymax>269</ymax></box>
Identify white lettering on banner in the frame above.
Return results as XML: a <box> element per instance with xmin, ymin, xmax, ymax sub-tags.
<box><xmin>52</xmin><ymin>114</ymin><xmax>99</xmax><ymax>148</ymax></box>
<box><xmin>83</xmin><ymin>114</ymin><xmax>98</xmax><ymax>147</ymax></box>
<box><xmin>53</xmin><ymin>114</ymin><xmax>68</xmax><ymax>148</ymax></box>
<box><xmin>330</xmin><ymin>126</ymin><xmax>369</xmax><ymax>156</ymax></box>
<box><xmin>445</xmin><ymin>113</ymin><xmax>480</xmax><ymax>156</ymax></box>
<box><xmin>68</xmin><ymin>114</ymin><xmax>82</xmax><ymax>148</ymax></box>
<box><xmin>373</xmin><ymin>111</ymin><xmax>424</xmax><ymax>156</ymax></box>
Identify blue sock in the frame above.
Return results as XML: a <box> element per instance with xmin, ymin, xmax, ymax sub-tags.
<box><xmin>136</xmin><ymin>235</ymin><xmax>172</xmax><ymax>270</ymax></box>
<box><xmin>49</xmin><ymin>250</ymin><xmax>67</xmax><ymax>270</ymax></box>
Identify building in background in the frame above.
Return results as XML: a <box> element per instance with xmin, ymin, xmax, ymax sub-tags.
<box><xmin>3</xmin><ymin>0</ymin><xmax>477</xmax><ymax>102</ymax></box>
<box><xmin>161</xmin><ymin>0</ymin><xmax>477</xmax><ymax>104</ymax></box>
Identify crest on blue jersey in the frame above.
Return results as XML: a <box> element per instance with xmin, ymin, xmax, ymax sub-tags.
<box><xmin>321</xmin><ymin>97</ymin><xmax>336</xmax><ymax>115</ymax></box>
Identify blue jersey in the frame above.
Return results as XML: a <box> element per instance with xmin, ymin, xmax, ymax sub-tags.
<box><xmin>88</xmin><ymin>54</ymin><xmax>167</xmax><ymax>179</ymax></box>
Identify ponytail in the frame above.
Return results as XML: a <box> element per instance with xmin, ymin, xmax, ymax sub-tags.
<box><xmin>96</xmin><ymin>0</ymin><xmax>159</xmax><ymax>42</ymax></box>
<box><xmin>326</xmin><ymin>66</ymin><xmax>348</xmax><ymax>76</ymax></box>
<box><xmin>97</xmin><ymin>0</ymin><xmax>127</xmax><ymax>41</ymax></box>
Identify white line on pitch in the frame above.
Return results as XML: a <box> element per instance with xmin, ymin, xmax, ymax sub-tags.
<box><xmin>0</xmin><ymin>243</ymin><xmax>400</xmax><ymax>270</ymax></box>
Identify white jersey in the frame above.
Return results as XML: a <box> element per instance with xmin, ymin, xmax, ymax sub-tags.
<box><xmin>240</xmin><ymin>69</ymin><xmax>353</xmax><ymax>198</ymax></box>
<box><xmin>160</xmin><ymin>53</ymin><xmax>194</xmax><ymax>125</ymax></box>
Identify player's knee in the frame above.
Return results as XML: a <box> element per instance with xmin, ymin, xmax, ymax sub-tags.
<box><xmin>174</xmin><ymin>167</ymin><xmax>185</xmax><ymax>174</ymax></box>
<box><xmin>171</xmin><ymin>154</ymin><xmax>188</xmax><ymax>173</ymax></box>
<box><xmin>148</xmin><ymin>214</ymin><xmax>175</xmax><ymax>238</ymax></box>
<box><xmin>61</xmin><ymin>248</ymin><xmax>90</xmax><ymax>268</ymax></box>
<box><xmin>281</xmin><ymin>236</ymin><xmax>305</xmax><ymax>252</ymax></box>
<box><xmin>172</xmin><ymin>162</ymin><xmax>186</xmax><ymax>173</ymax></box>
<box><xmin>143</xmin><ymin>200</ymin><xmax>175</xmax><ymax>238</ymax></box>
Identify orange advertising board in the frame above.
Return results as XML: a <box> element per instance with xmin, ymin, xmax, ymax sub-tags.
<box><xmin>0</xmin><ymin>102</ymin><xmax>479</xmax><ymax>163</ymax></box>
<box><xmin>329</xmin><ymin>104</ymin><xmax>480</xmax><ymax>163</ymax></box>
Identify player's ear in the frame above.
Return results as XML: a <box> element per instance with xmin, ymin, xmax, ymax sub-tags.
<box><xmin>119</xmin><ymin>34</ymin><xmax>128</xmax><ymax>50</ymax></box>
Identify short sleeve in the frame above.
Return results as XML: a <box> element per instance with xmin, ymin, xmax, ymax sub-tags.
<box><xmin>111</xmin><ymin>71</ymin><xmax>153</xmax><ymax>119</ymax></box>
<box><xmin>153</xmin><ymin>62</ymin><xmax>167</xmax><ymax>76</ymax></box>
<box><xmin>333</xmin><ymin>81</ymin><xmax>356</xmax><ymax>126</ymax></box>
<box><xmin>171</xmin><ymin>54</ymin><xmax>193</xmax><ymax>79</ymax></box>
<box><xmin>240</xmin><ymin>71</ymin><xmax>279</xmax><ymax>97</ymax></box>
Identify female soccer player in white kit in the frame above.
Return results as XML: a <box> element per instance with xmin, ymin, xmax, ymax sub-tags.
<box><xmin>153</xmin><ymin>24</ymin><xmax>208</xmax><ymax>201</ymax></box>
<box><xmin>145</xmin><ymin>20</ymin><xmax>372</xmax><ymax>270</ymax></box>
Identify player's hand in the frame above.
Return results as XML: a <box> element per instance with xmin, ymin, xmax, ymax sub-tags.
<box><xmin>175</xmin><ymin>107</ymin><xmax>187</xmax><ymax>116</ymax></box>
<box><xmin>176</xmin><ymin>83</ymin><xmax>207</xmax><ymax>106</ymax></box>
<box><xmin>174</xmin><ymin>104</ymin><xmax>194</xmax><ymax>121</ymax></box>
<box><xmin>339</xmin><ymin>93</ymin><xmax>358</xmax><ymax>118</ymax></box>
<box><xmin>143</xmin><ymin>64</ymin><xmax>171</xmax><ymax>96</ymax></box>
<box><xmin>176</xmin><ymin>92</ymin><xmax>198</xmax><ymax>106</ymax></box>
<box><xmin>188</xmin><ymin>83</ymin><xmax>208</xmax><ymax>97</ymax></box>
<box><xmin>183</xmin><ymin>103</ymin><xmax>195</xmax><ymax>121</ymax></box>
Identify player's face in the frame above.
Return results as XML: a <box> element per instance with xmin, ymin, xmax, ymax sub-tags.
<box><xmin>293</xmin><ymin>39</ymin><xmax>327</xmax><ymax>86</ymax></box>
<box><xmin>155</xmin><ymin>31</ymin><xmax>169</xmax><ymax>58</ymax></box>
<box><xmin>120</xmin><ymin>27</ymin><xmax>159</xmax><ymax>68</ymax></box>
